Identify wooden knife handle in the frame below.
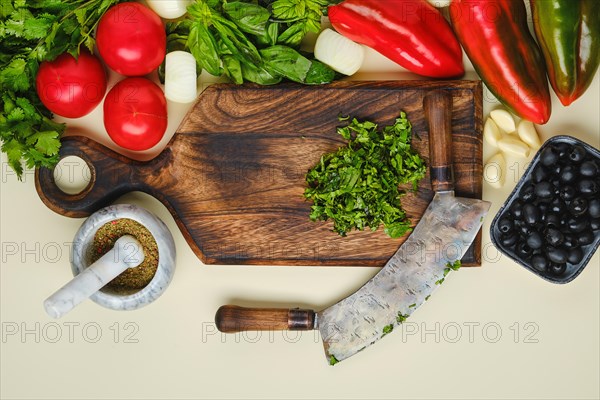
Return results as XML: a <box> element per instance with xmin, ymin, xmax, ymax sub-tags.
<box><xmin>35</xmin><ymin>136</ymin><xmax>148</xmax><ymax>217</ymax></box>
<box><xmin>215</xmin><ymin>305</ymin><xmax>316</xmax><ymax>333</ymax></box>
<box><xmin>424</xmin><ymin>90</ymin><xmax>454</xmax><ymax>193</ymax></box>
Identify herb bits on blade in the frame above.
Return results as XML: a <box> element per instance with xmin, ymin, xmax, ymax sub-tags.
<box><xmin>304</xmin><ymin>113</ymin><xmax>426</xmax><ymax>238</ymax></box>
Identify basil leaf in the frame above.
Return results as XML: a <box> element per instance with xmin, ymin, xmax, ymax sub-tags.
<box><xmin>223</xmin><ymin>55</ymin><xmax>244</xmax><ymax>84</ymax></box>
<box><xmin>276</xmin><ymin>22</ymin><xmax>306</xmax><ymax>47</ymax></box>
<box><xmin>304</xmin><ymin>60</ymin><xmax>335</xmax><ymax>85</ymax></box>
<box><xmin>187</xmin><ymin>21</ymin><xmax>222</xmax><ymax>76</ymax></box>
<box><xmin>241</xmin><ymin>62</ymin><xmax>282</xmax><ymax>85</ymax></box>
<box><xmin>260</xmin><ymin>45</ymin><xmax>311</xmax><ymax>83</ymax></box>
<box><xmin>222</xmin><ymin>2</ymin><xmax>270</xmax><ymax>37</ymax></box>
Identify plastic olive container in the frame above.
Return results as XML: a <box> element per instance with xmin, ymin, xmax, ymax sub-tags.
<box><xmin>490</xmin><ymin>136</ymin><xmax>600</xmax><ymax>283</ymax></box>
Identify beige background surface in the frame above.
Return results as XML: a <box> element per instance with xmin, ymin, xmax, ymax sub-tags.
<box><xmin>1</xmin><ymin>10</ymin><xmax>599</xmax><ymax>400</ymax></box>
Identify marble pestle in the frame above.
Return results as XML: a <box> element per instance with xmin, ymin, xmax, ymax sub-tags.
<box><xmin>44</xmin><ymin>235</ymin><xmax>145</xmax><ymax>318</ymax></box>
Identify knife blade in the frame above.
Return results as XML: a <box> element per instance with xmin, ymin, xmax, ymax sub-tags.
<box><xmin>215</xmin><ymin>90</ymin><xmax>491</xmax><ymax>365</ymax></box>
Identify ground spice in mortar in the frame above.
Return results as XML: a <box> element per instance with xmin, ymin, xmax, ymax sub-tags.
<box><xmin>90</xmin><ymin>218</ymin><xmax>159</xmax><ymax>292</ymax></box>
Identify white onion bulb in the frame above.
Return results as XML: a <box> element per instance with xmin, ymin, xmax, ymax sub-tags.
<box><xmin>146</xmin><ymin>0</ymin><xmax>192</xmax><ymax>20</ymax></box>
<box><xmin>314</xmin><ymin>29</ymin><xmax>364</xmax><ymax>76</ymax></box>
<box><xmin>165</xmin><ymin>51</ymin><xmax>197</xmax><ymax>104</ymax></box>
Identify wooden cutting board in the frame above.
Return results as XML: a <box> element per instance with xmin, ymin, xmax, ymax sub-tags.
<box><xmin>35</xmin><ymin>80</ymin><xmax>484</xmax><ymax>266</ymax></box>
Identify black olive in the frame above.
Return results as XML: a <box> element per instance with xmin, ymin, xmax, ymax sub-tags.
<box><xmin>567</xmin><ymin>217</ymin><xmax>588</xmax><ymax>233</ymax></box>
<box><xmin>580</xmin><ymin>160</ymin><xmax>598</xmax><ymax>178</ymax></box>
<box><xmin>519</xmin><ymin>223</ymin><xmax>532</xmax><ymax>236</ymax></box>
<box><xmin>563</xmin><ymin>234</ymin><xmax>580</xmax><ymax>249</ymax></box>
<box><xmin>553</xmin><ymin>163</ymin><xmax>563</xmax><ymax>176</ymax></box>
<box><xmin>578</xmin><ymin>230</ymin><xmax>595</xmax><ymax>246</ymax></box>
<box><xmin>549</xmin><ymin>198</ymin><xmax>566</xmax><ymax>214</ymax></box>
<box><xmin>549</xmin><ymin>262</ymin><xmax>567</xmax><ymax>275</ymax></box>
<box><xmin>559</xmin><ymin>186</ymin><xmax>576</xmax><ymax>201</ymax></box>
<box><xmin>500</xmin><ymin>234</ymin><xmax>518</xmax><ymax>248</ymax></box>
<box><xmin>554</xmin><ymin>142</ymin><xmax>571</xmax><ymax>159</ymax></box>
<box><xmin>532</xmin><ymin>165</ymin><xmax>549</xmax><ymax>183</ymax></box>
<box><xmin>552</xmin><ymin>179</ymin><xmax>562</xmax><ymax>189</ymax></box>
<box><xmin>531</xmin><ymin>254</ymin><xmax>549</xmax><ymax>272</ymax></box>
<box><xmin>520</xmin><ymin>184</ymin><xmax>536</xmax><ymax>202</ymax></box>
<box><xmin>559</xmin><ymin>165</ymin><xmax>578</xmax><ymax>184</ymax></box>
<box><xmin>510</xmin><ymin>200</ymin><xmax>524</xmax><ymax>219</ymax></box>
<box><xmin>498</xmin><ymin>217</ymin><xmax>513</xmax><ymax>234</ymax></box>
<box><xmin>569</xmin><ymin>144</ymin><xmax>587</xmax><ymax>163</ymax></box>
<box><xmin>545</xmin><ymin>227</ymin><xmax>564</xmax><ymax>247</ymax></box>
<box><xmin>546</xmin><ymin>247</ymin><xmax>568</xmax><ymax>264</ymax></box>
<box><xmin>578</xmin><ymin>179</ymin><xmax>598</xmax><ymax>195</ymax></box>
<box><xmin>517</xmin><ymin>242</ymin><xmax>533</xmax><ymax>258</ymax></box>
<box><xmin>589</xmin><ymin>199</ymin><xmax>600</xmax><ymax>219</ymax></box>
<box><xmin>538</xmin><ymin>202</ymin><xmax>549</xmax><ymax>215</ymax></box>
<box><xmin>534</xmin><ymin>181</ymin><xmax>554</xmax><ymax>199</ymax></box>
<box><xmin>522</xmin><ymin>203</ymin><xmax>540</xmax><ymax>226</ymax></box>
<box><xmin>526</xmin><ymin>231</ymin><xmax>543</xmax><ymax>249</ymax></box>
<box><xmin>591</xmin><ymin>219</ymin><xmax>600</xmax><ymax>231</ymax></box>
<box><xmin>540</xmin><ymin>146</ymin><xmax>559</xmax><ymax>167</ymax></box>
<box><xmin>545</xmin><ymin>213</ymin><xmax>562</xmax><ymax>228</ymax></box>
<box><xmin>567</xmin><ymin>248</ymin><xmax>584</xmax><ymax>265</ymax></box>
<box><xmin>569</xmin><ymin>197</ymin><xmax>588</xmax><ymax>216</ymax></box>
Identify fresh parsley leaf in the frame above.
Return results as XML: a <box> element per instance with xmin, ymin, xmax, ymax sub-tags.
<box><xmin>304</xmin><ymin>112</ymin><xmax>426</xmax><ymax>238</ymax></box>
<box><xmin>396</xmin><ymin>313</ymin><xmax>409</xmax><ymax>324</ymax></box>
<box><xmin>0</xmin><ymin>0</ymin><xmax>121</xmax><ymax>179</ymax></box>
<box><xmin>436</xmin><ymin>260</ymin><xmax>462</xmax><ymax>285</ymax></box>
<box><xmin>0</xmin><ymin>58</ymin><xmax>30</xmax><ymax>91</ymax></box>
<box><xmin>382</xmin><ymin>324</ymin><xmax>394</xmax><ymax>336</ymax></box>
<box><xmin>446</xmin><ymin>260</ymin><xmax>462</xmax><ymax>271</ymax></box>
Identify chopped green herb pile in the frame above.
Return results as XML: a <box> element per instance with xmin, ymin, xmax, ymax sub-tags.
<box><xmin>304</xmin><ymin>112</ymin><xmax>426</xmax><ymax>238</ymax></box>
<box><xmin>0</xmin><ymin>0</ymin><xmax>121</xmax><ymax>178</ymax></box>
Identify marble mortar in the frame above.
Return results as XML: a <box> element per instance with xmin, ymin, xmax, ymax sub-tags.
<box><xmin>71</xmin><ymin>204</ymin><xmax>176</xmax><ymax>311</ymax></box>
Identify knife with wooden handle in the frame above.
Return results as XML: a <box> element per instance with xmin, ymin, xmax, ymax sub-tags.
<box><xmin>215</xmin><ymin>90</ymin><xmax>491</xmax><ymax>364</ymax></box>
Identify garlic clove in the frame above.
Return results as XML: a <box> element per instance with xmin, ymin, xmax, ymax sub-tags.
<box><xmin>498</xmin><ymin>136</ymin><xmax>531</xmax><ymax>158</ymax></box>
<box><xmin>517</xmin><ymin>120</ymin><xmax>541</xmax><ymax>150</ymax></box>
<box><xmin>484</xmin><ymin>118</ymin><xmax>503</xmax><ymax>148</ymax></box>
<box><xmin>490</xmin><ymin>108</ymin><xmax>516</xmax><ymax>134</ymax></box>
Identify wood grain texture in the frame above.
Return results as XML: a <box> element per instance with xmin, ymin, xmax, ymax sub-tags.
<box><xmin>424</xmin><ymin>90</ymin><xmax>454</xmax><ymax>192</ymax></box>
<box><xmin>35</xmin><ymin>80</ymin><xmax>484</xmax><ymax>266</ymax></box>
<box><xmin>215</xmin><ymin>305</ymin><xmax>316</xmax><ymax>333</ymax></box>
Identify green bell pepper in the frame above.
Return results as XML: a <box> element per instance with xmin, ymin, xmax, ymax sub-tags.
<box><xmin>531</xmin><ymin>0</ymin><xmax>600</xmax><ymax>106</ymax></box>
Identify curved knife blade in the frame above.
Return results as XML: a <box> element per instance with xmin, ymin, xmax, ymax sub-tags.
<box><xmin>317</xmin><ymin>192</ymin><xmax>491</xmax><ymax>363</ymax></box>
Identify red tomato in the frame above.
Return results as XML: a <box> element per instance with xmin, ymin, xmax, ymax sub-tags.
<box><xmin>103</xmin><ymin>77</ymin><xmax>168</xmax><ymax>151</ymax></box>
<box><xmin>35</xmin><ymin>50</ymin><xmax>107</xmax><ymax>118</ymax></box>
<box><xmin>96</xmin><ymin>2</ymin><xmax>166</xmax><ymax>76</ymax></box>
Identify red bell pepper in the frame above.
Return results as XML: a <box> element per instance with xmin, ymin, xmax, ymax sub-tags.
<box><xmin>328</xmin><ymin>0</ymin><xmax>464</xmax><ymax>78</ymax></box>
<box><xmin>449</xmin><ymin>0</ymin><xmax>551</xmax><ymax>124</ymax></box>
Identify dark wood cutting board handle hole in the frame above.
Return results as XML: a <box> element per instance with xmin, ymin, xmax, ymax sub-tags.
<box><xmin>35</xmin><ymin>136</ymin><xmax>141</xmax><ymax>218</ymax></box>
<box><xmin>52</xmin><ymin>156</ymin><xmax>92</xmax><ymax>195</ymax></box>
